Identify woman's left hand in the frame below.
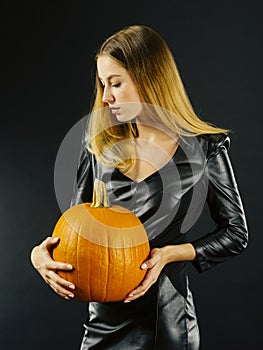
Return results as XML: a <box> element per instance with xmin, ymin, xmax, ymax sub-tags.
<box><xmin>124</xmin><ymin>247</ymin><xmax>166</xmax><ymax>303</ymax></box>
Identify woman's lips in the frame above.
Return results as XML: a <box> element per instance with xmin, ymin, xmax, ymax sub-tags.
<box><xmin>110</xmin><ymin>107</ymin><xmax>120</xmax><ymax>115</ymax></box>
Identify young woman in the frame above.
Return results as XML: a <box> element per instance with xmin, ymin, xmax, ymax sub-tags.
<box><xmin>31</xmin><ymin>25</ymin><xmax>248</xmax><ymax>349</ymax></box>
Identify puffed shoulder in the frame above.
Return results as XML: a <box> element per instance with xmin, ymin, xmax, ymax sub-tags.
<box><xmin>197</xmin><ymin>132</ymin><xmax>231</xmax><ymax>158</ymax></box>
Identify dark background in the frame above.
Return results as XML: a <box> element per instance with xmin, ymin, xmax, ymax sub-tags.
<box><xmin>1</xmin><ymin>0</ymin><xmax>262</xmax><ymax>349</ymax></box>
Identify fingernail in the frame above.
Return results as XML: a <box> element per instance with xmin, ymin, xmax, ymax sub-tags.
<box><xmin>52</xmin><ymin>237</ymin><xmax>59</xmax><ymax>242</ymax></box>
<box><xmin>67</xmin><ymin>264</ymin><xmax>73</xmax><ymax>269</ymax></box>
<box><xmin>124</xmin><ymin>300</ymin><xmax>131</xmax><ymax>303</ymax></box>
<box><xmin>64</xmin><ymin>296</ymin><xmax>70</xmax><ymax>300</ymax></box>
<box><xmin>141</xmin><ymin>263</ymin><xmax>147</xmax><ymax>269</ymax></box>
<box><xmin>69</xmin><ymin>284</ymin><xmax>75</xmax><ymax>290</ymax></box>
<box><xmin>68</xmin><ymin>293</ymin><xmax>74</xmax><ymax>298</ymax></box>
<box><xmin>128</xmin><ymin>293</ymin><xmax>134</xmax><ymax>297</ymax></box>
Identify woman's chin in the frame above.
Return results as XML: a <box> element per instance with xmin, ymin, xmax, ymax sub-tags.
<box><xmin>115</xmin><ymin>114</ymin><xmax>136</xmax><ymax>123</ymax></box>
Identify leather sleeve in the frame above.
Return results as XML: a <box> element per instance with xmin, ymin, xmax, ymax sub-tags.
<box><xmin>70</xmin><ymin>147</ymin><xmax>94</xmax><ymax>207</ymax></box>
<box><xmin>191</xmin><ymin>134</ymin><xmax>249</xmax><ymax>273</ymax></box>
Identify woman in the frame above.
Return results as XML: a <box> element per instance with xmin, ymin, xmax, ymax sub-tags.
<box><xmin>31</xmin><ymin>25</ymin><xmax>248</xmax><ymax>349</ymax></box>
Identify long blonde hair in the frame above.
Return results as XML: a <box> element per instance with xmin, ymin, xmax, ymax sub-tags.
<box><xmin>86</xmin><ymin>24</ymin><xmax>229</xmax><ymax>170</ymax></box>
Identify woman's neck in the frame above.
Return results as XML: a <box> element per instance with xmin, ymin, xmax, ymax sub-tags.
<box><xmin>135</xmin><ymin>117</ymin><xmax>178</xmax><ymax>143</ymax></box>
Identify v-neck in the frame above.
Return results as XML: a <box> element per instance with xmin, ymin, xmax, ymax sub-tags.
<box><xmin>116</xmin><ymin>143</ymin><xmax>181</xmax><ymax>184</ymax></box>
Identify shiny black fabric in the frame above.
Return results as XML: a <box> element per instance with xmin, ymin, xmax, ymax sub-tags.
<box><xmin>70</xmin><ymin>132</ymin><xmax>248</xmax><ymax>349</ymax></box>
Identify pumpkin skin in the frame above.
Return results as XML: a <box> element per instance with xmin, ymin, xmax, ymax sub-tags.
<box><xmin>52</xmin><ymin>203</ymin><xmax>150</xmax><ymax>302</ymax></box>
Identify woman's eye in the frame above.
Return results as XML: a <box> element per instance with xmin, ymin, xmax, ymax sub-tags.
<box><xmin>111</xmin><ymin>83</ymin><xmax>121</xmax><ymax>88</ymax></box>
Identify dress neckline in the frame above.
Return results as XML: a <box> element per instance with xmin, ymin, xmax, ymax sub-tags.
<box><xmin>116</xmin><ymin>143</ymin><xmax>181</xmax><ymax>184</ymax></box>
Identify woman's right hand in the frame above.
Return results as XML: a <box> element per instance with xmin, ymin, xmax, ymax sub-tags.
<box><xmin>30</xmin><ymin>237</ymin><xmax>75</xmax><ymax>300</ymax></box>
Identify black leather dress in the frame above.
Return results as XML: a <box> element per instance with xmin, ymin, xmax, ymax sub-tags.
<box><xmin>70</xmin><ymin>132</ymin><xmax>248</xmax><ymax>350</ymax></box>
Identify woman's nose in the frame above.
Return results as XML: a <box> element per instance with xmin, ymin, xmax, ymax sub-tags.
<box><xmin>102</xmin><ymin>87</ymin><xmax>114</xmax><ymax>104</ymax></box>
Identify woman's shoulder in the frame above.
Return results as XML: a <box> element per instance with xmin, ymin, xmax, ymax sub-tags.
<box><xmin>196</xmin><ymin>132</ymin><xmax>231</xmax><ymax>158</ymax></box>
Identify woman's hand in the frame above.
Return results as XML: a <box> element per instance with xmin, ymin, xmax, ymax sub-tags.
<box><xmin>124</xmin><ymin>243</ymin><xmax>196</xmax><ymax>303</ymax></box>
<box><xmin>30</xmin><ymin>237</ymin><xmax>75</xmax><ymax>300</ymax></box>
<box><xmin>124</xmin><ymin>247</ymin><xmax>166</xmax><ymax>303</ymax></box>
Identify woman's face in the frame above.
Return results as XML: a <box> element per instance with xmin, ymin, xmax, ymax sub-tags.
<box><xmin>97</xmin><ymin>55</ymin><xmax>142</xmax><ymax>122</ymax></box>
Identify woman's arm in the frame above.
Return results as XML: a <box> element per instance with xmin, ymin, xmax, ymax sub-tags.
<box><xmin>191</xmin><ymin>134</ymin><xmax>248</xmax><ymax>272</ymax></box>
<box><xmin>161</xmin><ymin>242</ymin><xmax>196</xmax><ymax>263</ymax></box>
<box><xmin>30</xmin><ymin>145</ymin><xmax>94</xmax><ymax>299</ymax></box>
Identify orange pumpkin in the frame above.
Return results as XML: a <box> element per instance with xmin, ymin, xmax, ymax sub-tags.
<box><xmin>52</xmin><ymin>179</ymin><xmax>150</xmax><ymax>302</ymax></box>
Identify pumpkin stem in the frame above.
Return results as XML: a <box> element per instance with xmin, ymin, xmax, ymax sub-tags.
<box><xmin>91</xmin><ymin>179</ymin><xmax>111</xmax><ymax>208</ymax></box>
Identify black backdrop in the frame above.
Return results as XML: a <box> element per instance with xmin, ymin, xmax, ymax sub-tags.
<box><xmin>1</xmin><ymin>1</ymin><xmax>262</xmax><ymax>349</ymax></box>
